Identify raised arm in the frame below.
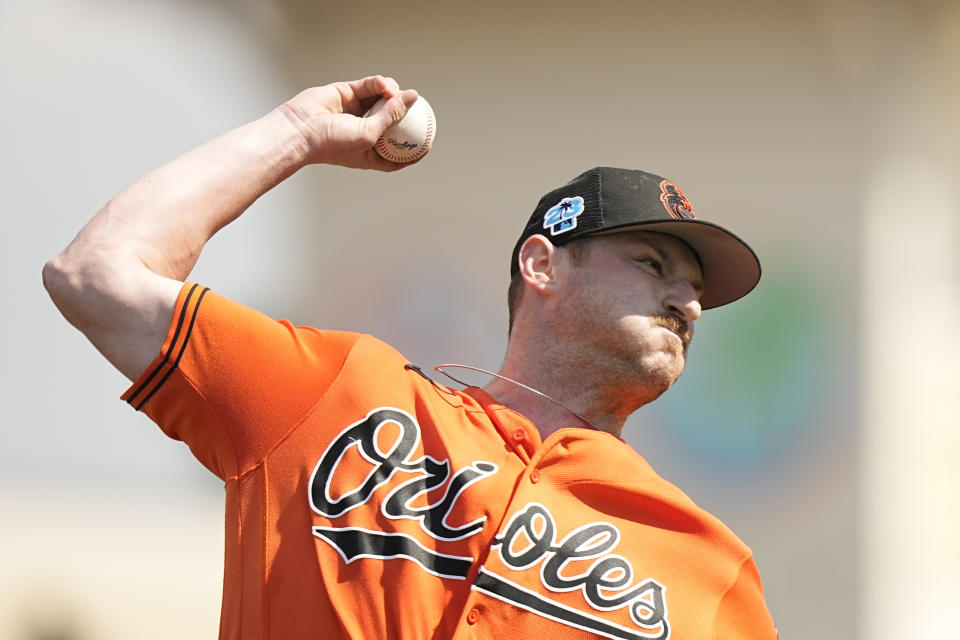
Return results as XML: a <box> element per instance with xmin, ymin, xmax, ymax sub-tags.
<box><xmin>42</xmin><ymin>75</ymin><xmax>419</xmax><ymax>381</ymax></box>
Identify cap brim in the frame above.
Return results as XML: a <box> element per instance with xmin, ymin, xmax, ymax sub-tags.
<box><xmin>590</xmin><ymin>220</ymin><xmax>761</xmax><ymax>309</ymax></box>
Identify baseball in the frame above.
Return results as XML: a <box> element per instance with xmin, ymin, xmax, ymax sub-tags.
<box><xmin>372</xmin><ymin>96</ymin><xmax>436</xmax><ymax>163</ymax></box>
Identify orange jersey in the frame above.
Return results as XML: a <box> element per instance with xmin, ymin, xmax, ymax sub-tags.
<box><xmin>122</xmin><ymin>283</ymin><xmax>777</xmax><ymax>640</ymax></box>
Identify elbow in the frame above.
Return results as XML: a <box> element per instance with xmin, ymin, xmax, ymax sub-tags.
<box><xmin>42</xmin><ymin>253</ymin><xmax>73</xmax><ymax>305</ymax></box>
<box><xmin>42</xmin><ymin>248</ymin><xmax>118</xmax><ymax>323</ymax></box>
<box><xmin>42</xmin><ymin>251</ymin><xmax>88</xmax><ymax>319</ymax></box>
<box><xmin>43</xmin><ymin>246</ymin><xmax>154</xmax><ymax>324</ymax></box>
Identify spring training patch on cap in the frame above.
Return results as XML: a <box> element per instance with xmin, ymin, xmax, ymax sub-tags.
<box><xmin>542</xmin><ymin>196</ymin><xmax>585</xmax><ymax>236</ymax></box>
<box><xmin>658</xmin><ymin>180</ymin><xmax>696</xmax><ymax>220</ymax></box>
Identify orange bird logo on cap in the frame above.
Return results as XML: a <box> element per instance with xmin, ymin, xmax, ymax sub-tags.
<box><xmin>659</xmin><ymin>180</ymin><xmax>696</xmax><ymax>220</ymax></box>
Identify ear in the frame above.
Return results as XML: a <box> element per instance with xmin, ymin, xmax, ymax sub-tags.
<box><xmin>517</xmin><ymin>234</ymin><xmax>557</xmax><ymax>294</ymax></box>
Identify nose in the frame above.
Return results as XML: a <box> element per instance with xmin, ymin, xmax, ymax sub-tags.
<box><xmin>664</xmin><ymin>280</ymin><xmax>702</xmax><ymax>323</ymax></box>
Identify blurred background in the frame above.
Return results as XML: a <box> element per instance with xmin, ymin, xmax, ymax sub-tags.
<box><xmin>2</xmin><ymin>0</ymin><xmax>958</xmax><ymax>638</ymax></box>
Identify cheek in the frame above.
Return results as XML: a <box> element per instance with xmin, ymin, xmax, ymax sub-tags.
<box><xmin>561</xmin><ymin>269</ymin><xmax>663</xmax><ymax>330</ymax></box>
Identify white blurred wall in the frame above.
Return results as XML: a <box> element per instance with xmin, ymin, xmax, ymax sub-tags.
<box><xmin>1</xmin><ymin>2</ymin><xmax>289</xmax><ymax>637</ymax></box>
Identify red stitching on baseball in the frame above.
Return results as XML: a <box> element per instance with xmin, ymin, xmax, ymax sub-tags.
<box><xmin>375</xmin><ymin>100</ymin><xmax>434</xmax><ymax>162</ymax></box>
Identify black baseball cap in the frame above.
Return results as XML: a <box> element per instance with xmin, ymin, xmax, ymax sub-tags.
<box><xmin>510</xmin><ymin>167</ymin><xmax>761</xmax><ymax>309</ymax></box>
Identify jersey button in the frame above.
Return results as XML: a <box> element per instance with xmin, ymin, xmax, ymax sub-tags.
<box><xmin>512</xmin><ymin>428</ymin><xmax>525</xmax><ymax>441</ymax></box>
<box><xmin>467</xmin><ymin>608</ymin><xmax>480</xmax><ymax>624</ymax></box>
<box><xmin>530</xmin><ymin>469</ymin><xmax>540</xmax><ymax>483</ymax></box>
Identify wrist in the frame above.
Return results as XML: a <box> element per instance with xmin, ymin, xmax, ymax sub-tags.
<box><xmin>273</xmin><ymin>100</ymin><xmax>317</xmax><ymax>167</ymax></box>
<box><xmin>249</xmin><ymin>106</ymin><xmax>313</xmax><ymax>176</ymax></box>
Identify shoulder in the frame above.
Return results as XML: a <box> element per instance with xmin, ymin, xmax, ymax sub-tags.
<box><xmin>572</xmin><ymin>433</ymin><xmax>753</xmax><ymax>556</ymax></box>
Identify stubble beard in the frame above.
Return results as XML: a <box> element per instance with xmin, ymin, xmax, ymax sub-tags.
<box><xmin>585</xmin><ymin>317</ymin><xmax>690</xmax><ymax>410</ymax></box>
<box><xmin>626</xmin><ymin>350</ymin><xmax>685</xmax><ymax>406</ymax></box>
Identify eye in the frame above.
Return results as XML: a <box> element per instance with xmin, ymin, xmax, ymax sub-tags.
<box><xmin>637</xmin><ymin>258</ymin><xmax>664</xmax><ymax>276</ymax></box>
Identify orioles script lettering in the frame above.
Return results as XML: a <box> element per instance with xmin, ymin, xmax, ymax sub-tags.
<box><xmin>308</xmin><ymin>408</ymin><xmax>498</xmax><ymax>579</ymax></box>
<box><xmin>487</xmin><ymin>502</ymin><xmax>670</xmax><ymax>639</ymax></box>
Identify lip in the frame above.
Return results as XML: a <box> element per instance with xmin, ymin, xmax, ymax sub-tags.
<box><xmin>655</xmin><ymin>325</ymin><xmax>688</xmax><ymax>350</ymax></box>
<box><xmin>655</xmin><ymin>324</ymin><xmax>680</xmax><ymax>338</ymax></box>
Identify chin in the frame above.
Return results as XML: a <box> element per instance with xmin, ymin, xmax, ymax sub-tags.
<box><xmin>633</xmin><ymin>353</ymin><xmax>685</xmax><ymax>393</ymax></box>
<box><xmin>603</xmin><ymin>335</ymin><xmax>686</xmax><ymax>396</ymax></box>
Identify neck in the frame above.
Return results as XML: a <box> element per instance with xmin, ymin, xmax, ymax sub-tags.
<box><xmin>483</xmin><ymin>338</ymin><xmax>654</xmax><ymax>440</ymax></box>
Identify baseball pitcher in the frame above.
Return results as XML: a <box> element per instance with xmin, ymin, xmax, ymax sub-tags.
<box><xmin>44</xmin><ymin>75</ymin><xmax>777</xmax><ymax>639</ymax></box>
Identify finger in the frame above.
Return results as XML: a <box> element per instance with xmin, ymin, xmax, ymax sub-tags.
<box><xmin>334</xmin><ymin>76</ymin><xmax>385</xmax><ymax>114</ymax></box>
<box><xmin>351</xmin><ymin>145</ymin><xmax>404</xmax><ymax>172</ymax></box>
<box><xmin>371</xmin><ymin>142</ymin><xmax>430</xmax><ymax>172</ymax></box>
<box><xmin>362</xmin><ymin>89</ymin><xmax>419</xmax><ymax>136</ymax></box>
<box><xmin>346</xmin><ymin>75</ymin><xmax>393</xmax><ymax>102</ymax></box>
<box><xmin>390</xmin><ymin>151</ymin><xmax>427</xmax><ymax>170</ymax></box>
<box><xmin>370</xmin><ymin>153</ymin><xmax>408</xmax><ymax>172</ymax></box>
<box><xmin>381</xmin><ymin>76</ymin><xmax>401</xmax><ymax>97</ymax></box>
<box><xmin>352</xmin><ymin>77</ymin><xmax>413</xmax><ymax>115</ymax></box>
<box><xmin>370</xmin><ymin>151</ymin><xmax>424</xmax><ymax>172</ymax></box>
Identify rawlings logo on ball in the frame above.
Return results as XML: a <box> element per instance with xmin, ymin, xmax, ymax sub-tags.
<box><xmin>373</xmin><ymin>97</ymin><xmax>436</xmax><ymax>163</ymax></box>
<box><xmin>387</xmin><ymin>139</ymin><xmax>419</xmax><ymax>151</ymax></box>
<box><xmin>658</xmin><ymin>180</ymin><xmax>695</xmax><ymax>220</ymax></box>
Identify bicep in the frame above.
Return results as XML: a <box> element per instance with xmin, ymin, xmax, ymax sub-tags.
<box><xmin>98</xmin><ymin>272</ymin><xmax>182</xmax><ymax>382</ymax></box>
<box><xmin>43</xmin><ymin>252</ymin><xmax>182</xmax><ymax>382</ymax></box>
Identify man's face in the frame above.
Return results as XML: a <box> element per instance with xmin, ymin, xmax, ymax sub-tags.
<box><xmin>552</xmin><ymin>230</ymin><xmax>704</xmax><ymax>396</ymax></box>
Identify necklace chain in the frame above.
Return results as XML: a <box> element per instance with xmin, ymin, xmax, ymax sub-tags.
<box><xmin>433</xmin><ymin>364</ymin><xmax>601</xmax><ymax>432</ymax></box>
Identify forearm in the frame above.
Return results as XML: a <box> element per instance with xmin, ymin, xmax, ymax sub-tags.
<box><xmin>42</xmin><ymin>75</ymin><xmax>418</xmax><ymax>381</ymax></box>
<box><xmin>42</xmin><ymin>107</ymin><xmax>309</xmax><ymax>379</ymax></box>
<box><xmin>57</xmin><ymin>107</ymin><xmax>308</xmax><ymax>282</ymax></box>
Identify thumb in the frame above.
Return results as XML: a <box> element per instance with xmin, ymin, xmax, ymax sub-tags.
<box><xmin>364</xmin><ymin>89</ymin><xmax>419</xmax><ymax>136</ymax></box>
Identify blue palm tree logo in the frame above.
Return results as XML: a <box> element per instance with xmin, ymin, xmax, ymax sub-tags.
<box><xmin>543</xmin><ymin>196</ymin><xmax>585</xmax><ymax>236</ymax></box>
